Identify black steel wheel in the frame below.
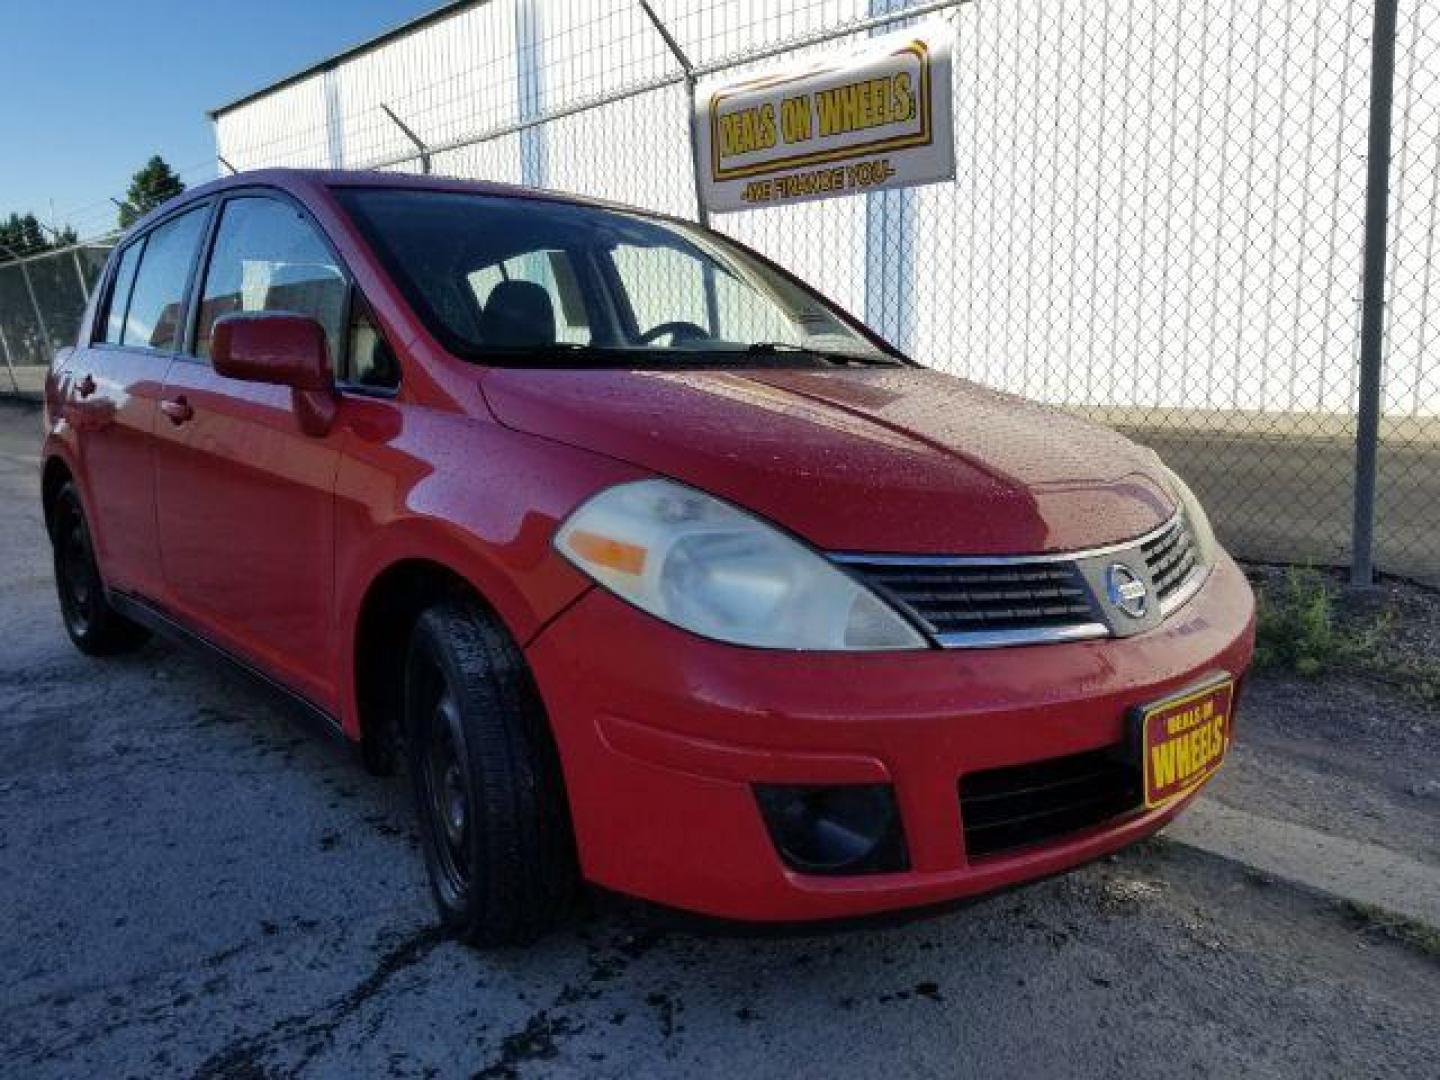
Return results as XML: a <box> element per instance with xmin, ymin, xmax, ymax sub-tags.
<box><xmin>49</xmin><ymin>481</ymin><xmax>149</xmax><ymax>656</ymax></box>
<box><xmin>404</xmin><ymin>597</ymin><xmax>577</xmax><ymax>946</ymax></box>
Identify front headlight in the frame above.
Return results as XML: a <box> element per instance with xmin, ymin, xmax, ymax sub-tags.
<box><xmin>554</xmin><ymin>479</ymin><xmax>926</xmax><ymax>651</ymax></box>
<box><xmin>1161</xmin><ymin>465</ymin><xmax>1220</xmax><ymax>570</ymax></box>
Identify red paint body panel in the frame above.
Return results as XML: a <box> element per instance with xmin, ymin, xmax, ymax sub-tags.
<box><xmin>40</xmin><ymin>170</ymin><xmax>1256</xmax><ymax>924</ymax></box>
<box><xmin>152</xmin><ymin>360</ymin><xmax>344</xmax><ymax>708</ymax></box>
<box><xmin>64</xmin><ymin>349</ymin><xmax>171</xmax><ymax>598</ymax></box>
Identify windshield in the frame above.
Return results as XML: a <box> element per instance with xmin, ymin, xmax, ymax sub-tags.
<box><xmin>333</xmin><ymin>187</ymin><xmax>902</xmax><ymax>368</ymax></box>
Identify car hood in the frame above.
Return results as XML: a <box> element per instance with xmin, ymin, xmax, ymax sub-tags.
<box><xmin>480</xmin><ymin>365</ymin><xmax>1174</xmax><ymax>555</ymax></box>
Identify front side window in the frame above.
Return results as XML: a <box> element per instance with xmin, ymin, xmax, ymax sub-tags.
<box><xmin>100</xmin><ymin>242</ymin><xmax>143</xmax><ymax>344</ymax></box>
<box><xmin>120</xmin><ymin>208</ymin><xmax>207</xmax><ymax>351</ymax></box>
<box><xmin>197</xmin><ymin>197</ymin><xmax>347</xmax><ymax>365</ymax></box>
<box><xmin>346</xmin><ymin>297</ymin><xmax>401</xmax><ymax>389</ymax></box>
<box><xmin>335</xmin><ymin>188</ymin><xmax>898</xmax><ymax>368</ymax></box>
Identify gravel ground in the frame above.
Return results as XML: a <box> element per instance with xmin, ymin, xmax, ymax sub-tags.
<box><xmin>2</xmin><ymin>401</ymin><xmax>1437</xmax><ymax>1079</ymax></box>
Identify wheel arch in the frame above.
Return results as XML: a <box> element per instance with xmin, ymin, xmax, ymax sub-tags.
<box><xmin>348</xmin><ymin>554</ymin><xmax>576</xmax><ymax>777</ymax></box>
<box><xmin>40</xmin><ymin>453</ymin><xmax>74</xmax><ymax>537</ymax></box>
<box><xmin>351</xmin><ymin>558</ymin><xmax>485</xmax><ymax>775</ymax></box>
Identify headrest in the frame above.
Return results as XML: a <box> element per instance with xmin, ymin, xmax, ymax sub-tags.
<box><xmin>477</xmin><ymin>279</ymin><xmax>555</xmax><ymax>347</ymax></box>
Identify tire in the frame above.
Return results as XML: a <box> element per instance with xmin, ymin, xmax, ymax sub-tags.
<box><xmin>404</xmin><ymin>597</ymin><xmax>577</xmax><ymax>946</ymax></box>
<box><xmin>49</xmin><ymin>481</ymin><xmax>150</xmax><ymax>656</ymax></box>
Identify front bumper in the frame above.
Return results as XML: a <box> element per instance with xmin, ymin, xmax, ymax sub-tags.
<box><xmin>526</xmin><ymin>553</ymin><xmax>1255</xmax><ymax>922</ymax></box>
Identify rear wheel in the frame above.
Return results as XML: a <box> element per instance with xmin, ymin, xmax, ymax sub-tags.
<box><xmin>404</xmin><ymin>597</ymin><xmax>577</xmax><ymax>946</ymax></box>
<box><xmin>49</xmin><ymin>482</ymin><xmax>149</xmax><ymax>656</ymax></box>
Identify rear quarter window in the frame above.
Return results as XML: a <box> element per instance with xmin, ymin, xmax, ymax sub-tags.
<box><xmin>100</xmin><ymin>242</ymin><xmax>144</xmax><ymax>344</ymax></box>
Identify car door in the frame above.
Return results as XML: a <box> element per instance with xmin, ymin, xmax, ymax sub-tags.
<box><xmin>151</xmin><ymin>192</ymin><xmax>350</xmax><ymax>709</ymax></box>
<box><xmin>68</xmin><ymin>207</ymin><xmax>209</xmax><ymax>600</ymax></box>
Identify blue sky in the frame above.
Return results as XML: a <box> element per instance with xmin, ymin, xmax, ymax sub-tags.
<box><xmin>1</xmin><ymin>0</ymin><xmax>440</xmax><ymax>239</ymax></box>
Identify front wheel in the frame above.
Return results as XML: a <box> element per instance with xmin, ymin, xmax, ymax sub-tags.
<box><xmin>49</xmin><ymin>482</ymin><xmax>149</xmax><ymax>656</ymax></box>
<box><xmin>404</xmin><ymin>597</ymin><xmax>577</xmax><ymax>946</ymax></box>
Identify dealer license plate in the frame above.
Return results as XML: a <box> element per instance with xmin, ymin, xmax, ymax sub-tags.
<box><xmin>1139</xmin><ymin>677</ymin><xmax>1234</xmax><ymax>808</ymax></box>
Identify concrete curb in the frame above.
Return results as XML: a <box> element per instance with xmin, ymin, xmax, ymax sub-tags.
<box><xmin>1167</xmin><ymin>796</ymin><xmax>1440</xmax><ymax>931</ymax></box>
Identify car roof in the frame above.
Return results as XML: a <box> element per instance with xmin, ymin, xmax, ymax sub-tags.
<box><xmin>126</xmin><ymin>168</ymin><xmax>656</xmax><ymax>236</ymax></box>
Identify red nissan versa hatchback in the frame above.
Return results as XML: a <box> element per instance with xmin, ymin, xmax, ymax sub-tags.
<box><xmin>42</xmin><ymin>170</ymin><xmax>1253</xmax><ymax>944</ymax></box>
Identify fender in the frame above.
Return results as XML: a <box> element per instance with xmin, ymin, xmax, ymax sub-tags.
<box><xmin>330</xmin><ymin>396</ymin><xmax>650</xmax><ymax>739</ymax></box>
<box><xmin>39</xmin><ymin>429</ymin><xmax>86</xmax><ymax>538</ymax></box>
<box><xmin>39</xmin><ymin>272</ymin><xmax>111</xmax><ymax>563</ymax></box>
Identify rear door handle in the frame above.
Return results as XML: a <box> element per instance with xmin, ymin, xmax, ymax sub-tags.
<box><xmin>76</xmin><ymin>373</ymin><xmax>97</xmax><ymax>398</ymax></box>
<box><xmin>160</xmin><ymin>396</ymin><xmax>194</xmax><ymax>425</ymax></box>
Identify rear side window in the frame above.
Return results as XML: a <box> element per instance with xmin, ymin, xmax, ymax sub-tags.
<box><xmin>196</xmin><ymin>197</ymin><xmax>347</xmax><ymax>364</ymax></box>
<box><xmin>100</xmin><ymin>243</ymin><xmax>143</xmax><ymax>344</ymax></box>
<box><xmin>121</xmin><ymin>208</ymin><xmax>207</xmax><ymax>351</ymax></box>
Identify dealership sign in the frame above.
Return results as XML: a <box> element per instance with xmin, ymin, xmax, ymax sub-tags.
<box><xmin>695</xmin><ymin>22</ymin><xmax>955</xmax><ymax>214</ymax></box>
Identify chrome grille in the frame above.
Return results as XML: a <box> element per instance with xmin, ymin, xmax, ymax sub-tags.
<box><xmin>832</xmin><ymin>510</ymin><xmax>1208</xmax><ymax>648</ymax></box>
<box><xmin>1142</xmin><ymin>515</ymin><xmax>1201</xmax><ymax>607</ymax></box>
<box><xmin>841</xmin><ymin>561</ymin><xmax>1098</xmax><ymax>641</ymax></box>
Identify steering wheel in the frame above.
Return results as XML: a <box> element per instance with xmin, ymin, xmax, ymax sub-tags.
<box><xmin>637</xmin><ymin>320</ymin><xmax>710</xmax><ymax>346</ymax></box>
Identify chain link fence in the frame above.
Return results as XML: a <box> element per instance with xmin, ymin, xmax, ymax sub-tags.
<box><xmin>0</xmin><ymin>241</ymin><xmax>113</xmax><ymax>396</ymax></box>
<box><xmin>4</xmin><ymin>0</ymin><xmax>1438</xmax><ymax>585</ymax></box>
<box><xmin>1381</xmin><ymin>0</ymin><xmax>1440</xmax><ymax>579</ymax></box>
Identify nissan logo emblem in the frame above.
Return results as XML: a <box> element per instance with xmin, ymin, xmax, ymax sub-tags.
<box><xmin>1106</xmin><ymin>563</ymin><xmax>1149</xmax><ymax>619</ymax></box>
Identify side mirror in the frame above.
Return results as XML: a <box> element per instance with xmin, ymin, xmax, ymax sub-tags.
<box><xmin>211</xmin><ymin>312</ymin><xmax>337</xmax><ymax>436</ymax></box>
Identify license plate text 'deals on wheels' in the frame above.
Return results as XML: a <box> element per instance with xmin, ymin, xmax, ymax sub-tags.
<box><xmin>1141</xmin><ymin>679</ymin><xmax>1234</xmax><ymax>808</ymax></box>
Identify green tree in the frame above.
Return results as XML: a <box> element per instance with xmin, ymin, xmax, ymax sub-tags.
<box><xmin>0</xmin><ymin>212</ymin><xmax>76</xmax><ymax>262</ymax></box>
<box><xmin>117</xmin><ymin>155</ymin><xmax>186</xmax><ymax>228</ymax></box>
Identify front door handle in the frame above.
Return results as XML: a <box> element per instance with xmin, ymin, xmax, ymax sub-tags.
<box><xmin>160</xmin><ymin>395</ymin><xmax>194</xmax><ymax>425</ymax></box>
<box><xmin>76</xmin><ymin>373</ymin><xmax>97</xmax><ymax>398</ymax></box>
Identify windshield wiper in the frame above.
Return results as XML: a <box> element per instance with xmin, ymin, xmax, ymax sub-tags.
<box><xmin>460</xmin><ymin>340</ymin><xmax>902</xmax><ymax>369</ymax></box>
<box><xmin>744</xmin><ymin>341</ymin><xmax>900</xmax><ymax>366</ymax></box>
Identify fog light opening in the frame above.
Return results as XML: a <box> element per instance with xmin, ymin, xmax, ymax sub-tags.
<box><xmin>754</xmin><ymin>783</ymin><xmax>908</xmax><ymax>875</ymax></box>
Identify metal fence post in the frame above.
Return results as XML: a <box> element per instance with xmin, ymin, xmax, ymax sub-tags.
<box><xmin>637</xmin><ymin>0</ymin><xmax>709</xmax><ymax>229</ymax></box>
<box><xmin>380</xmin><ymin>104</ymin><xmax>432</xmax><ymax>174</ymax></box>
<box><xmin>18</xmin><ymin>257</ymin><xmax>51</xmax><ymax>356</ymax></box>
<box><xmin>0</xmin><ymin>317</ymin><xmax>19</xmax><ymax>394</ymax></box>
<box><xmin>516</xmin><ymin>0</ymin><xmax>548</xmax><ymax>188</ymax></box>
<box><xmin>1351</xmin><ymin>0</ymin><xmax>1400</xmax><ymax>587</ymax></box>
<box><xmin>70</xmin><ymin>248</ymin><xmax>90</xmax><ymax>301</ymax></box>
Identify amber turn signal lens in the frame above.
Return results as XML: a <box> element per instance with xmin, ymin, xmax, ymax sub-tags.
<box><xmin>566</xmin><ymin>529</ymin><xmax>647</xmax><ymax>575</ymax></box>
